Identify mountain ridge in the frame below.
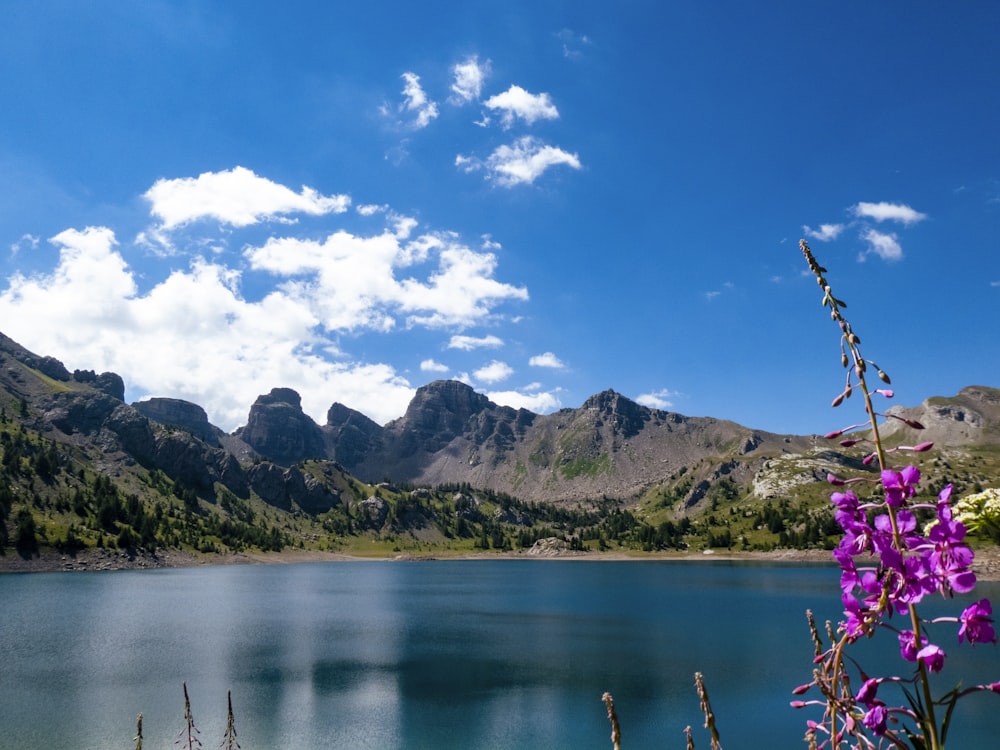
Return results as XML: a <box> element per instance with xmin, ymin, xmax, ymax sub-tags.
<box><xmin>3</xmin><ymin>329</ymin><xmax>999</xmax><ymax>564</ymax></box>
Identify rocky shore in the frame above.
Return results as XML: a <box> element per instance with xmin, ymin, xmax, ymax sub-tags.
<box><xmin>4</xmin><ymin>544</ymin><xmax>1000</xmax><ymax>580</ymax></box>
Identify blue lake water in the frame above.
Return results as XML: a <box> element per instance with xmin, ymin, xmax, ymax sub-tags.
<box><xmin>1</xmin><ymin>559</ymin><xmax>999</xmax><ymax>749</ymax></box>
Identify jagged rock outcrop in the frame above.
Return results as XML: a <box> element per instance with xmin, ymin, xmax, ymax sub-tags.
<box><xmin>325</xmin><ymin>402</ymin><xmax>383</xmax><ymax>469</ymax></box>
<box><xmin>133</xmin><ymin>397</ymin><xmax>221</xmax><ymax>445</ymax></box>
<box><xmin>245</xmin><ymin>462</ymin><xmax>341</xmax><ymax>512</ymax></box>
<box><xmin>73</xmin><ymin>369</ymin><xmax>126</xmax><ymax>400</ymax></box>
<box><xmin>237</xmin><ymin>388</ymin><xmax>326</xmax><ymax>465</ymax></box>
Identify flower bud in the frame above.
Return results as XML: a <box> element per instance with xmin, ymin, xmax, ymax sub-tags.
<box><xmin>910</xmin><ymin>442</ymin><xmax>934</xmax><ymax>452</ymax></box>
<box><xmin>902</xmin><ymin>418</ymin><xmax>925</xmax><ymax>430</ymax></box>
<box><xmin>827</xmin><ymin>473</ymin><xmax>845</xmax><ymax>485</ymax></box>
<box><xmin>824</xmin><ymin>429</ymin><xmax>844</xmax><ymax>439</ymax></box>
<box><xmin>877</xmin><ymin>369</ymin><xmax>891</xmax><ymax>384</ymax></box>
<box><xmin>831</xmin><ymin>393</ymin><xmax>845</xmax><ymax>408</ymax></box>
<box><xmin>841</xmin><ymin>353</ymin><xmax>849</xmax><ymax>368</ymax></box>
<box><xmin>874</xmin><ymin>389</ymin><xmax>894</xmax><ymax>398</ymax></box>
<box><xmin>840</xmin><ymin>439</ymin><xmax>861</xmax><ymax>447</ymax></box>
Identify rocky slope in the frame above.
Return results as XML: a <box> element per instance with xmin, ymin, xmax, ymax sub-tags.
<box><xmin>4</xmin><ymin>330</ymin><xmax>999</xmax><ymax>513</ymax></box>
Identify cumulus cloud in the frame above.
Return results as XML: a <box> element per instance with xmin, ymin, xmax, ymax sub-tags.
<box><xmin>474</xmin><ymin>359</ymin><xmax>513</xmax><ymax>384</ymax></box>
<box><xmin>450</xmin><ymin>56</ymin><xmax>490</xmax><ymax>104</ymax></box>
<box><xmin>802</xmin><ymin>223</ymin><xmax>844</xmax><ymax>242</ymax></box>
<box><xmin>859</xmin><ymin>228</ymin><xmax>903</xmax><ymax>262</ymax></box>
<box><xmin>457</xmin><ymin>136</ymin><xmax>581</xmax><ymax>187</ymax></box>
<box><xmin>852</xmin><ymin>201</ymin><xmax>927</xmax><ymax>225</ymax></box>
<box><xmin>144</xmin><ymin>166</ymin><xmax>350</xmax><ymax>230</ymax></box>
<box><xmin>484</xmin><ymin>85</ymin><xmax>559</xmax><ymax>128</ymax></box>
<box><xmin>0</xmin><ymin>226</ymin><xmax>418</xmax><ymax>429</ymax></box>
<box><xmin>399</xmin><ymin>72</ymin><xmax>439</xmax><ymax>129</ymax></box>
<box><xmin>486</xmin><ymin>386</ymin><xmax>562</xmax><ymax>414</ymax></box>
<box><xmin>420</xmin><ymin>358</ymin><xmax>449</xmax><ymax>373</ymax></box>
<box><xmin>244</xmin><ymin>230</ymin><xmax>527</xmax><ymax>331</ymax></box>
<box><xmin>0</xmin><ymin>170</ymin><xmax>539</xmax><ymax>430</ymax></box>
<box><xmin>636</xmin><ymin>388</ymin><xmax>677</xmax><ymax>411</ymax></box>
<box><xmin>448</xmin><ymin>334</ymin><xmax>504</xmax><ymax>351</ymax></box>
<box><xmin>529</xmin><ymin>351</ymin><xmax>565</xmax><ymax>369</ymax></box>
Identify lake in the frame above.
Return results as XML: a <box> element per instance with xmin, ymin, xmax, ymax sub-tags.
<box><xmin>1</xmin><ymin>559</ymin><xmax>999</xmax><ymax>749</ymax></box>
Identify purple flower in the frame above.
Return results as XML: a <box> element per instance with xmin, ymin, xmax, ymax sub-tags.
<box><xmin>861</xmin><ymin>704</ymin><xmax>888</xmax><ymax>735</ymax></box>
<box><xmin>959</xmin><ymin>599</ymin><xmax>997</xmax><ymax>645</ymax></box>
<box><xmin>917</xmin><ymin>643</ymin><xmax>946</xmax><ymax>673</ymax></box>
<box><xmin>842</xmin><ymin>595</ymin><xmax>869</xmax><ymax>640</ymax></box>
<box><xmin>855</xmin><ymin>678</ymin><xmax>880</xmax><ymax>707</ymax></box>
<box><xmin>882</xmin><ymin>466</ymin><xmax>920</xmax><ymax>507</ymax></box>
<box><xmin>899</xmin><ymin>629</ymin><xmax>927</xmax><ymax>662</ymax></box>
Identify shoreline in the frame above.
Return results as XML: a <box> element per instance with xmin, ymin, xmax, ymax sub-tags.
<box><xmin>4</xmin><ymin>545</ymin><xmax>1000</xmax><ymax>580</ymax></box>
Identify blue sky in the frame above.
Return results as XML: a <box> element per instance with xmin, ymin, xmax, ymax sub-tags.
<box><xmin>1</xmin><ymin>1</ymin><xmax>997</xmax><ymax>435</ymax></box>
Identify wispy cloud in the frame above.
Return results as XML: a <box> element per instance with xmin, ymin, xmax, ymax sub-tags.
<box><xmin>9</xmin><ymin>233</ymin><xmax>39</xmax><ymax>255</ymax></box>
<box><xmin>806</xmin><ymin>200</ymin><xmax>927</xmax><ymax>263</ymax></box>
<box><xmin>450</xmin><ymin>56</ymin><xmax>490</xmax><ymax>104</ymax></box>
<box><xmin>556</xmin><ymin>29</ymin><xmax>592</xmax><ymax>60</ymax></box>
<box><xmin>859</xmin><ymin>228</ymin><xmax>903</xmax><ymax>262</ymax></box>
<box><xmin>398</xmin><ymin>72</ymin><xmax>439</xmax><ymax>129</ymax></box>
<box><xmin>448</xmin><ymin>334</ymin><xmax>504</xmax><ymax>351</ymax></box>
<box><xmin>802</xmin><ymin>223</ymin><xmax>845</xmax><ymax>242</ymax></box>
<box><xmin>143</xmin><ymin>166</ymin><xmax>350</xmax><ymax>230</ymax></box>
<box><xmin>457</xmin><ymin>136</ymin><xmax>581</xmax><ymax>187</ymax></box>
<box><xmin>636</xmin><ymin>388</ymin><xmax>677</xmax><ymax>411</ymax></box>
<box><xmin>851</xmin><ymin>201</ymin><xmax>927</xmax><ymax>226</ymax></box>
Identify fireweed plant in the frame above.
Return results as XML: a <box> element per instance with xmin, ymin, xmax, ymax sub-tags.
<box><xmin>791</xmin><ymin>240</ymin><xmax>999</xmax><ymax>749</ymax></box>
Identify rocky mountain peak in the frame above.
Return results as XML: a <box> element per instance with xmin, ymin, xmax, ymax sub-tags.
<box><xmin>132</xmin><ymin>397</ymin><xmax>220</xmax><ymax>445</ymax></box>
<box><xmin>582</xmin><ymin>388</ymin><xmax>648</xmax><ymax>437</ymax></box>
<box><xmin>237</xmin><ymin>387</ymin><xmax>326</xmax><ymax>465</ymax></box>
<box><xmin>397</xmin><ymin>380</ymin><xmax>492</xmax><ymax>432</ymax></box>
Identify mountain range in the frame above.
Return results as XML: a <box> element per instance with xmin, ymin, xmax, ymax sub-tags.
<box><xmin>2</xmin><ymin>329</ymin><xmax>999</xmax><ymax>560</ymax></box>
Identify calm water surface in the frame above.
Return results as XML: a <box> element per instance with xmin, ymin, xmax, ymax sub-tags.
<box><xmin>2</xmin><ymin>560</ymin><xmax>999</xmax><ymax>749</ymax></box>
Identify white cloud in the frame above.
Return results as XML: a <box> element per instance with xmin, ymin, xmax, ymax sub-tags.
<box><xmin>636</xmin><ymin>388</ymin><xmax>676</xmax><ymax>411</ymax></box>
<box><xmin>0</xmin><ymin>226</ymin><xmax>417</xmax><ymax>430</ymax></box>
<box><xmin>802</xmin><ymin>223</ymin><xmax>845</xmax><ymax>242</ymax></box>
<box><xmin>852</xmin><ymin>201</ymin><xmax>927</xmax><ymax>225</ymax></box>
<box><xmin>557</xmin><ymin>29</ymin><xmax>592</xmax><ymax>60</ymax></box>
<box><xmin>458</xmin><ymin>136</ymin><xmax>582</xmax><ymax>187</ymax></box>
<box><xmin>529</xmin><ymin>351</ymin><xmax>565</xmax><ymax>369</ymax></box>
<box><xmin>420</xmin><ymin>358</ymin><xmax>449</xmax><ymax>373</ymax></box>
<box><xmin>244</xmin><ymin>230</ymin><xmax>526</xmax><ymax>332</ymax></box>
<box><xmin>450</xmin><ymin>56</ymin><xmax>490</xmax><ymax>104</ymax></box>
<box><xmin>484</xmin><ymin>85</ymin><xmax>559</xmax><ymax>128</ymax></box>
<box><xmin>10</xmin><ymin>233</ymin><xmax>39</xmax><ymax>255</ymax></box>
<box><xmin>144</xmin><ymin>166</ymin><xmax>350</xmax><ymax>230</ymax></box>
<box><xmin>486</xmin><ymin>387</ymin><xmax>562</xmax><ymax>414</ymax></box>
<box><xmin>474</xmin><ymin>359</ymin><xmax>513</xmax><ymax>384</ymax></box>
<box><xmin>0</xmin><ymin>168</ymin><xmax>540</xmax><ymax>431</ymax></box>
<box><xmin>399</xmin><ymin>72</ymin><xmax>438</xmax><ymax>129</ymax></box>
<box><xmin>860</xmin><ymin>228</ymin><xmax>903</xmax><ymax>261</ymax></box>
<box><xmin>448</xmin><ymin>334</ymin><xmax>504</xmax><ymax>351</ymax></box>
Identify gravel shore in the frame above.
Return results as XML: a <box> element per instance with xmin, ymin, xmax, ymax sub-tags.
<box><xmin>4</xmin><ymin>545</ymin><xmax>1000</xmax><ymax>580</ymax></box>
